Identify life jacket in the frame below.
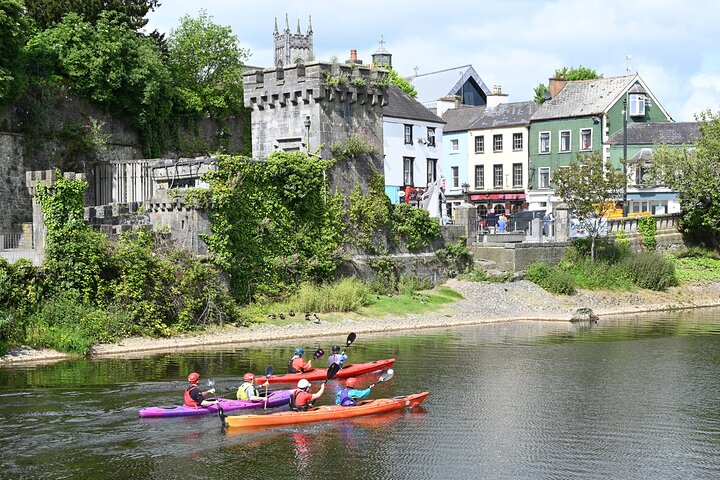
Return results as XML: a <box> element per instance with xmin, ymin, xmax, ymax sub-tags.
<box><xmin>290</xmin><ymin>388</ymin><xmax>310</xmax><ymax>411</ymax></box>
<box><xmin>236</xmin><ymin>382</ymin><xmax>253</xmax><ymax>400</ymax></box>
<box><xmin>288</xmin><ymin>355</ymin><xmax>299</xmax><ymax>373</ymax></box>
<box><xmin>328</xmin><ymin>353</ymin><xmax>345</xmax><ymax>367</ymax></box>
<box><xmin>337</xmin><ymin>388</ymin><xmax>356</xmax><ymax>407</ymax></box>
<box><xmin>184</xmin><ymin>385</ymin><xmax>200</xmax><ymax>407</ymax></box>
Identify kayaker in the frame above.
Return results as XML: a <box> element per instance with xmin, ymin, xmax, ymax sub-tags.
<box><xmin>184</xmin><ymin>372</ymin><xmax>217</xmax><ymax>407</ymax></box>
<box><xmin>327</xmin><ymin>345</ymin><xmax>348</xmax><ymax>367</ymax></box>
<box><xmin>290</xmin><ymin>379</ymin><xmax>324</xmax><ymax>411</ymax></box>
<box><xmin>236</xmin><ymin>373</ymin><xmax>269</xmax><ymax>401</ymax></box>
<box><xmin>288</xmin><ymin>347</ymin><xmax>313</xmax><ymax>373</ymax></box>
<box><xmin>335</xmin><ymin>377</ymin><xmax>372</xmax><ymax>406</ymax></box>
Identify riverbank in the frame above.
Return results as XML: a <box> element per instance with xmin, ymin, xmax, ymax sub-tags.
<box><xmin>3</xmin><ymin>278</ymin><xmax>720</xmax><ymax>366</ymax></box>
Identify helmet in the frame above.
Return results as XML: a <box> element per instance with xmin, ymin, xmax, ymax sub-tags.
<box><xmin>243</xmin><ymin>373</ymin><xmax>255</xmax><ymax>383</ymax></box>
<box><xmin>332</xmin><ymin>345</ymin><xmax>341</xmax><ymax>353</ymax></box>
<box><xmin>188</xmin><ymin>372</ymin><xmax>200</xmax><ymax>383</ymax></box>
<box><xmin>345</xmin><ymin>377</ymin><xmax>357</xmax><ymax>388</ymax></box>
<box><xmin>297</xmin><ymin>379</ymin><xmax>311</xmax><ymax>390</ymax></box>
<box><xmin>294</xmin><ymin>347</ymin><xmax>305</xmax><ymax>355</ymax></box>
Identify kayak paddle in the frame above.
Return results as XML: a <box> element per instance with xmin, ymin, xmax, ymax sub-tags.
<box><xmin>369</xmin><ymin>368</ymin><xmax>394</xmax><ymax>388</ymax></box>
<box><xmin>323</xmin><ymin>362</ymin><xmax>342</xmax><ymax>384</ymax></box>
<box><xmin>342</xmin><ymin>332</ymin><xmax>357</xmax><ymax>355</ymax></box>
<box><xmin>263</xmin><ymin>365</ymin><xmax>273</xmax><ymax>411</ymax></box>
<box><xmin>313</xmin><ymin>348</ymin><xmax>325</xmax><ymax>360</ymax></box>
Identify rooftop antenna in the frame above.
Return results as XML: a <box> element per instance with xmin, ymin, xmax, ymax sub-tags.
<box><xmin>413</xmin><ymin>66</ymin><xmax>419</xmax><ymax>76</ymax></box>
<box><xmin>626</xmin><ymin>54</ymin><xmax>632</xmax><ymax>73</ymax></box>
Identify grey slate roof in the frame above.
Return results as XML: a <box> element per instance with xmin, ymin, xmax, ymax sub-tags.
<box><xmin>409</xmin><ymin>65</ymin><xmax>491</xmax><ymax>108</ymax></box>
<box><xmin>441</xmin><ymin>105</ymin><xmax>485</xmax><ymax>132</ymax></box>
<box><xmin>531</xmin><ymin>75</ymin><xmax>636</xmax><ymax>121</ymax></box>
<box><xmin>606</xmin><ymin>122</ymin><xmax>701</xmax><ymax>145</ymax></box>
<box><xmin>470</xmin><ymin>101</ymin><xmax>538</xmax><ymax>129</ymax></box>
<box><xmin>383</xmin><ymin>85</ymin><xmax>445</xmax><ymax>124</ymax></box>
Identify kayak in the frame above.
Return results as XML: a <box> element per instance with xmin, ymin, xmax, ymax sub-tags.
<box><xmin>224</xmin><ymin>391</ymin><xmax>428</xmax><ymax>428</ymax></box>
<box><xmin>139</xmin><ymin>389</ymin><xmax>292</xmax><ymax>418</ymax></box>
<box><xmin>254</xmin><ymin>359</ymin><xmax>396</xmax><ymax>384</ymax></box>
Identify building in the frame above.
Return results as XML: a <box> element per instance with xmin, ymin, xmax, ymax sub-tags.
<box><xmin>273</xmin><ymin>15</ymin><xmax>313</xmax><ymax>67</ymax></box>
<box><xmin>606</xmin><ymin>122</ymin><xmax>700</xmax><ymax>215</ymax></box>
<box><xmin>410</xmin><ymin>65</ymin><xmax>491</xmax><ymax>110</ymax></box>
<box><xmin>383</xmin><ymin>85</ymin><xmax>445</xmax><ymax>208</ymax></box>
<box><xmin>528</xmin><ymin>74</ymin><xmax>673</xmax><ymax>211</ymax></box>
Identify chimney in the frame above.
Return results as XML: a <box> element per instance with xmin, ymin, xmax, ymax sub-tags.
<box><xmin>437</xmin><ymin>95</ymin><xmax>461</xmax><ymax>117</ymax></box>
<box><xmin>548</xmin><ymin>77</ymin><xmax>567</xmax><ymax>98</ymax></box>
<box><xmin>346</xmin><ymin>49</ymin><xmax>362</xmax><ymax>65</ymax></box>
<box><xmin>486</xmin><ymin>84</ymin><xmax>508</xmax><ymax>109</ymax></box>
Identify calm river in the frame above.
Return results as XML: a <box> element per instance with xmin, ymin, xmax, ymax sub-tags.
<box><xmin>2</xmin><ymin>310</ymin><xmax>720</xmax><ymax>479</ymax></box>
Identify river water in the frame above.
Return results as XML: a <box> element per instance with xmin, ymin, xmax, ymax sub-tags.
<box><xmin>2</xmin><ymin>309</ymin><xmax>720</xmax><ymax>479</ymax></box>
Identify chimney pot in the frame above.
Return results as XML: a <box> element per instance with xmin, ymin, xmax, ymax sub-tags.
<box><xmin>350</xmin><ymin>49</ymin><xmax>357</xmax><ymax>61</ymax></box>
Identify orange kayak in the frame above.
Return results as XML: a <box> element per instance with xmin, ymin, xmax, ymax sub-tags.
<box><xmin>255</xmin><ymin>359</ymin><xmax>396</xmax><ymax>384</ymax></box>
<box><xmin>224</xmin><ymin>392</ymin><xmax>428</xmax><ymax>428</ymax></box>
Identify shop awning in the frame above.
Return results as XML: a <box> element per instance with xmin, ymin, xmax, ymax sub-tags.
<box><xmin>469</xmin><ymin>193</ymin><xmax>526</xmax><ymax>201</ymax></box>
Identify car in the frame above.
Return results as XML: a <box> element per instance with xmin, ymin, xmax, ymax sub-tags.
<box><xmin>508</xmin><ymin>210</ymin><xmax>546</xmax><ymax>232</ymax></box>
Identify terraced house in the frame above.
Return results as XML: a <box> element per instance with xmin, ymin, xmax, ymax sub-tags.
<box><xmin>527</xmin><ymin>74</ymin><xmax>673</xmax><ymax>211</ymax></box>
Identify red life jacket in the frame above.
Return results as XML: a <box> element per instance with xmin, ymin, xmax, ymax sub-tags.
<box><xmin>184</xmin><ymin>385</ymin><xmax>200</xmax><ymax>407</ymax></box>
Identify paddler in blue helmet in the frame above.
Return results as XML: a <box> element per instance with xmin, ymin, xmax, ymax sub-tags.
<box><xmin>288</xmin><ymin>347</ymin><xmax>313</xmax><ymax>373</ymax></box>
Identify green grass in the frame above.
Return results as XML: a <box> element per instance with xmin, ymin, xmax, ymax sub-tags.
<box><xmin>357</xmin><ymin>286</ymin><xmax>462</xmax><ymax>317</ymax></box>
<box><xmin>671</xmin><ymin>255</ymin><xmax>720</xmax><ymax>284</ymax></box>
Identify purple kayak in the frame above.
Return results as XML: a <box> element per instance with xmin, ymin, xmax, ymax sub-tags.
<box><xmin>139</xmin><ymin>389</ymin><xmax>293</xmax><ymax>418</ymax></box>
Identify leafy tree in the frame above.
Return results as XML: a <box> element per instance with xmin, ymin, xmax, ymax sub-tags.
<box><xmin>167</xmin><ymin>10</ymin><xmax>249</xmax><ymax>117</ymax></box>
<box><xmin>534</xmin><ymin>66</ymin><xmax>602</xmax><ymax>104</ymax></box>
<box><xmin>552</xmin><ymin>152</ymin><xmax>626</xmax><ymax>261</ymax></box>
<box><xmin>0</xmin><ymin>0</ymin><xmax>31</xmax><ymax>102</ymax></box>
<box><xmin>651</xmin><ymin>110</ymin><xmax>720</xmax><ymax>240</ymax></box>
<box><xmin>24</xmin><ymin>0</ymin><xmax>160</xmax><ymax>30</ymax></box>
<box><xmin>387</xmin><ymin>68</ymin><xmax>417</xmax><ymax>98</ymax></box>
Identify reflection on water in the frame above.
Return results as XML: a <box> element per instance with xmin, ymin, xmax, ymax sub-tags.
<box><xmin>2</xmin><ymin>309</ymin><xmax>720</xmax><ymax>479</ymax></box>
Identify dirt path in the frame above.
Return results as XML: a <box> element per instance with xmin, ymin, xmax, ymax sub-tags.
<box><xmin>3</xmin><ymin>279</ymin><xmax>720</xmax><ymax>366</ymax></box>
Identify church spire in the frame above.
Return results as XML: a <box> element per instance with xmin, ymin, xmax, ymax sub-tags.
<box><xmin>285</xmin><ymin>13</ymin><xmax>289</xmax><ymax>32</ymax></box>
<box><xmin>308</xmin><ymin>15</ymin><xmax>313</xmax><ymax>34</ymax></box>
<box><xmin>273</xmin><ymin>17</ymin><xmax>278</xmax><ymax>35</ymax></box>
<box><xmin>297</xmin><ymin>19</ymin><xmax>301</xmax><ymax>34</ymax></box>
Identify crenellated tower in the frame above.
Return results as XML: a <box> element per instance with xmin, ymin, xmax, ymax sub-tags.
<box><xmin>274</xmin><ymin>14</ymin><xmax>313</xmax><ymax>67</ymax></box>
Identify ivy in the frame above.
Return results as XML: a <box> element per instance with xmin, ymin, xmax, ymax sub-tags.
<box><xmin>638</xmin><ymin>216</ymin><xmax>657</xmax><ymax>251</ymax></box>
<box><xmin>435</xmin><ymin>238</ymin><xmax>473</xmax><ymax>277</ymax></box>
<box><xmin>392</xmin><ymin>203</ymin><xmax>441</xmax><ymax>250</ymax></box>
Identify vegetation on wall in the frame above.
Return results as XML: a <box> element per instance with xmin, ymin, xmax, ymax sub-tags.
<box><xmin>637</xmin><ymin>216</ymin><xmax>657</xmax><ymax>251</ymax></box>
<box><xmin>533</xmin><ymin>65</ymin><xmax>602</xmax><ymax>104</ymax></box>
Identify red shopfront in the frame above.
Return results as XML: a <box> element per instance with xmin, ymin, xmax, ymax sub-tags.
<box><xmin>468</xmin><ymin>192</ymin><xmax>526</xmax><ymax>216</ymax></box>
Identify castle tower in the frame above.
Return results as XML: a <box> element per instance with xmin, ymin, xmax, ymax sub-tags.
<box><xmin>274</xmin><ymin>14</ymin><xmax>313</xmax><ymax>67</ymax></box>
<box><xmin>372</xmin><ymin>36</ymin><xmax>392</xmax><ymax>69</ymax></box>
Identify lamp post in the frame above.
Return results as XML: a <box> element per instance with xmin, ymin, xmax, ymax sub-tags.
<box><xmin>622</xmin><ymin>98</ymin><xmax>628</xmax><ymax>217</ymax></box>
<box><xmin>304</xmin><ymin>115</ymin><xmax>311</xmax><ymax>152</ymax></box>
<box><xmin>461</xmin><ymin>182</ymin><xmax>469</xmax><ymax>204</ymax></box>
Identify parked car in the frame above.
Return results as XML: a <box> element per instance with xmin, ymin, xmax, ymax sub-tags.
<box><xmin>508</xmin><ymin>210</ymin><xmax>546</xmax><ymax>232</ymax></box>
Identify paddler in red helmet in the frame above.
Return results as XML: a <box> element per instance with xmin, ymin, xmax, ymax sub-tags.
<box><xmin>236</xmin><ymin>373</ymin><xmax>269</xmax><ymax>401</ymax></box>
<box><xmin>184</xmin><ymin>372</ymin><xmax>218</xmax><ymax>407</ymax></box>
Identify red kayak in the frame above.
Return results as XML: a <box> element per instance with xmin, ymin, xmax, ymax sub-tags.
<box><xmin>224</xmin><ymin>392</ymin><xmax>428</xmax><ymax>428</ymax></box>
<box><xmin>255</xmin><ymin>359</ymin><xmax>396</xmax><ymax>384</ymax></box>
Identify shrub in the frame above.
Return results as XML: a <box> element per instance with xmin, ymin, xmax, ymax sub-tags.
<box><xmin>566</xmin><ymin>237</ymin><xmax>629</xmax><ymax>264</ymax></box>
<box><xmin>392</xmin><ymin>203</ymin><xmax>441</xmax><ymax>250</ymax></box>
<box><xmin>370</xmin><ymin>257</ymin><xmax>399</xmax><ymax>294</ymax></box>
<box><xmin>567</xmin><ymin>258</ymin><xmax>634</xmax><ymax>290</ymax></box>
<box><xmin>526</xmin><ymin>262</ymin><xmax>576</xmax><ymax>295</ymax></box>
<box><xmin>291</xmin><ymin>278</ymin><xmax>370</xmax><ymax>313</ymax></box>
<box><xmin>398</xmin><ymin>274</ymin><xmax>432</xmax><ymax>295</ymax></box>
<box><xmin>638</xmin><ymin>216</ymin><xmax>657</xmax><ymax>251</ymax></box>
<box><xmin>621</xmin><ymin>252</ymin><xmax>678</xmax><ymax>290</ymax></box>
<box><xmin>435</xmin><ymin>238</ymin><xmax>473</xmax><ymax>277</ymax></box>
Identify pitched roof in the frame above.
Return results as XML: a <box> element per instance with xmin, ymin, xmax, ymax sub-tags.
<box><xmin>606</xmin><ymin>122</ymin><xmax>701</xmax><ymax>145</ymax></box>
<box><xmin>441</xmin><ymin>105</ymin><xmax>485</xmax><ymax>132</ymax></box>
<box><xmin>383</xmin><ymin>85</ymin><xmax>445</xmax><ymax>124</ymax></box>
<box><xmin>409</xmin><ymin>65</ymin><xmax>491</xmax><ymax>108</ymax></box>
<box><xmin>470</xmin><ymin>101</ymin><xmax>538</xmax><ymax>129</ymax></box>
<box><xmin>531</xmin><ymin>75</ymin><xmax>637</xmax><ymax>121</ymax></box>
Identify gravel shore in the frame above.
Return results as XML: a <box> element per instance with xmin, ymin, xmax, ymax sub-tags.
<box><xmin>3</xmin><ymin>279</ymin><xmax>720</xmax><ymax>366</ymax></box>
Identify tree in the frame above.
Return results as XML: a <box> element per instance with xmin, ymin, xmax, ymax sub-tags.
<box><xmin>167</xmin><ymin>10</ymin><xmax>249</xmax><ymax>117</ymax></box>
<box><xmin>0</xmin><ymin>0</ymin><xmax>31</xmax><ymax>102</ymax></box>
<box><xmin>24</xmin><ymin>0</ymin><xmax>160</xmax><ymax>31</ymax></box>
<box><xmin>387</xmin><ymin>68</ymin><xmax>417</xmax><ymax>98</ymax></box>
<box><xmin>534</xmin><ymin>66</ymin><xmax>602</xmax><ymax>104</ymax></box>
<box><xmin>651</xmin><ymin>110</ymin><xmax>720</xmax><ymax>240</ymax></box>
<box><xmin>552</xmin><ymin>152</ymin><xmax>626</xmax><ymax>261</ymax></box>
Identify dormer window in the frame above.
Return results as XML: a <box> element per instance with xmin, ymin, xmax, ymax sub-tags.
<box><xmin>629</xmin><ymin>94</ymin><xmax>645</xmax><ymax>117</ymax></box>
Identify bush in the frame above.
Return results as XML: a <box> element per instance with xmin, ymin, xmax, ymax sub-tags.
<box><xmin>566</xmin><ymin>258</ymin><xmax>634</xmax><ymax>290</ymax></box>
<box><xmin>526</xmin><ymin>262</ymin><xmax>576</xmax><ymax>295</ymax></box>
<box><xmin>291</xmin><ymin>278</ymin><xmax>370</xmax><ymax>313</ymax></box>
<box><xmin>370</xmin><ymin>257</ymin><xmax>399</xmax><ymax>294</ymax></box>
<box><xmin>398</xmin><ymin>274</ymin><xmax>432</xmax><ymax>295</ymax></box>
<box><xmin>566</xmin><ymin>237</ymin><xmax>629</xmax><ymax>264</ymax></box>
<box><xmin>621</xmin><ymin>252</ymin><xmax>678</xmax><ymax>290</ymax></box>
<box><xmin>435</xmin><ymin>238</ymin><xmax>473</xmax><ymax>277</ymax></box>
<box><xmin>392</xmin><ymin>203</ymin><xmax>441</xmax><ymax>250</ymax></box>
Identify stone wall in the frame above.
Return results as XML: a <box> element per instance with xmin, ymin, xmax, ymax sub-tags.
<box><xmin>0</xmin><ymin>133</ymin><xmax>28</xmax><ymax>232</ymax></box>
<box><xmin>336</xmin><ymin>253</ymin><xmax>448</xmax><ymax>286</ymax></box>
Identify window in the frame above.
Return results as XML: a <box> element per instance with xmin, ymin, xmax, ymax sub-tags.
<box><xmin>493</xmin><ymin>134</ymin><xmax>503</xmax><ymax>152</ymax></box>
<box><xmin>513</xmin><ymin>163</ymin><xmax>522</xmax><ymax>187</ymax></box>
<box><xmin>559</xmin><ymin>130</ymin><xmax>571</xmax><ymax>152</ymax></box>
<box><xmin>493</xmin><ymin>165</ymin><xmax>503</xmax><ymax>188</ymax></box>
<box><xmin>580</xmin><ymin>128</ymin><xmax>592</xmax><ymax>151</ymax></box>
<box><xmin>634</xmin><ymin>164</ymin><xmax>647</xmax><ymax>186</ymax></box>
<box><xmin>629</xmin><ymin>94</ymin><xmax>646</xmax><ymax>117</ymax></box>
<box><xmin>404</xmin><ymin>124</ymin><xmax>413</xmax><ymax>144</ymax></box>
<box><xmin>451</xmin><ymin>139</ymin><xmax>459</xmax><ymax>152</ymax></box>
<box><xmin>539</xmin><ymin>167</ymin><xmax>550</xmax><ymax>188</ymax></box>
<box><xmin>427</xmin><ymin>158</ymin><xmax>437</xmax><ymax>184</ymax></box>
<box><xmin>539</xmin><ymin>132</ymin><xmax>550</xmax><ymax>154</ymax></box>
<box><xmin>451</xmin><ymin>166</ymin><xmax>459</xmax><ymax>188</ymax></box>
<box><xmin>513</xmin><ymin>133</ymin><xmax>523</xmax><ymax>151</ymax></box>
<box><xmin>475</xmin><ymin>135</ymin><xmax>484</xmax><ymax>154</ymax></box>
<box><xmin>474</xmin><ymin>165</ymin><xmax>484</xmax><ymax>189</ymax></box>
<box><xmin>427</xmin><ymin>128</ymin><xmax>436</xmax><ymax>147</ymax></box>
<box><xmin>403</xmin><ymin>157</ymin><xmax>414</xmax><ymax>185</ymax></box>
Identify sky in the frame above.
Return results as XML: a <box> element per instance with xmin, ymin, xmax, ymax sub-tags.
<box><xmin>145</xmin><ymin>0</ymin><xmax>720</xmax><ymax>121</ymax></box>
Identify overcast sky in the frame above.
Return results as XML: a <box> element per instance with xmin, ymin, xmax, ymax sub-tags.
<box><xmin>146</xmin><ymin>0</ymin><xmax>720</xmax><ymax>121</ymax></box>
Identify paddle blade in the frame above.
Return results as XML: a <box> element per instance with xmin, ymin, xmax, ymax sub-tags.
<box><xmin>346</xmin><ymin>332</ymin><xmax>357</xmax><ymax>347</ymax></box>
<box><xmin>265</xmin><ymin>365</ymin><xmax>273</xmax><ymax>377</ymax></box>
<box><xmin>327</xmin><ymin>362</ymin><xmax>341</xmax><ymax>380</ymax></box>
<box><xmin>378</xmin><ymin>368</ymin><xmax>394</xmax><ymax>383</ymax></box>
<box><xmin>313</xmin><ymin>348</ymin><xmax>325</xmax><ymax>359</ymax></box>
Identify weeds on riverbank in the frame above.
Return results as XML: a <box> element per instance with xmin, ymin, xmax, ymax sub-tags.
<box><xmin>670</xmin><ymin>247</ymin><xmax>720</xmax><ymax>283</ymax></box>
